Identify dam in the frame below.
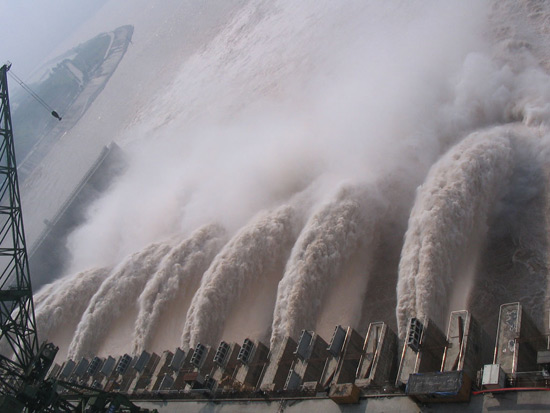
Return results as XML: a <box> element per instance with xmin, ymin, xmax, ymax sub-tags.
<box><xmin>13</xmin><ymin>0</ymin><xmax>550</xmax><ymax>411</ymax></box>
<box><xmin>47</xmin><ymin>303</ymin><xmax>550</xmax><ymax>412</ymax></box>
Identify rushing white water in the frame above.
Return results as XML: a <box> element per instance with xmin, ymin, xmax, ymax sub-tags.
<box><xmin>132</xmin><ymin>224</ymin><xmax>226</xmax><ymax>355</ymax></box>
<box><xmin>270</xmin><ymin>184</ymin><xmax>385</xmax><ymax>347</ymax></box>
<box><xmin>24</xmin><ymin>1</ymin><xmax>550</xmax><ymax>360</ymax></box>
<box><xmin>396</xmin><ymin>128</ymin><xmax>515</xmax><ymax>337</ymax></box>
<box><xmin>67</xmin><ymin>242</ymin><xmax>172</xmax><ymax>360</ymax></box>
<box><xmin>34</xmin><ymin>267</ymin><xmax>110</xmax><ymax>345</ymax></box>
<box><xmin>182</xmin><ymin>203</ymin><xmax>304</xmax><ymax>348</ymax></box>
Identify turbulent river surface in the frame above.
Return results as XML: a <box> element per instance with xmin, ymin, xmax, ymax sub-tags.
<box><xmin>25</xmin><ymin>0</ymin><xmax>550</xmax><ymax>361</ymax></box>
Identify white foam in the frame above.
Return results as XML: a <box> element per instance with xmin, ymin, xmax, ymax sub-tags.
<box><xmin>67</xmin><ymin>241</ymin><xmax>172</xmax><ymax>359</ymax></box>
<box><xmin>132</xmin><ymin>224</ymin><xmax>226</xmax><ymax>354</ymax></box>
<box><xmin>396</xmin><ymin>128</ymin><xmax>515</xmax><ymax>336</ymax></box>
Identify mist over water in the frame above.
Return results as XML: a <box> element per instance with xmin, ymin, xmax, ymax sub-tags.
<box><xmin>30</xmin><ymin>0</ymin><xmax>550</xmax><ymax>358</ymax></box>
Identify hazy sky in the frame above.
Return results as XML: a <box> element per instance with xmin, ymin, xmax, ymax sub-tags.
<box><xmin>0</xmin><ymin>0</ymin><xmax>108</xmax><ymax>78</ymax></box>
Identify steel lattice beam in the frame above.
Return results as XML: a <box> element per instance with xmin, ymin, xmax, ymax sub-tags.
<box><xmin>0</xmin><ymin>63</ymin><xmax>39</xmax><ymax>396</ymax></box>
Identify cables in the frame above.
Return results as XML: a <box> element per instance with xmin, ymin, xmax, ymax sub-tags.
<box><xmin>472</xmin><ymin>387</ymin><xmax>550</xmax><ymax>395</ymax></box>
<box><xmin>7</xmin><ymin>68</ymin><xmax>62</xmax><ymax>121</ymax></box>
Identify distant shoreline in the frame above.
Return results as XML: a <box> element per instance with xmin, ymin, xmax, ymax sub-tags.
<box><xmin>18</xmin><ymin>25</ymin><xmax>134</xmax><ymax>184</ymax></box>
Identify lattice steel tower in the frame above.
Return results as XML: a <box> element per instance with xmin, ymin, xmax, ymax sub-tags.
<box><xmin>0</xmin><ymin>62</ymin><xmax>40</xmax><ymax>396</ymax></box>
